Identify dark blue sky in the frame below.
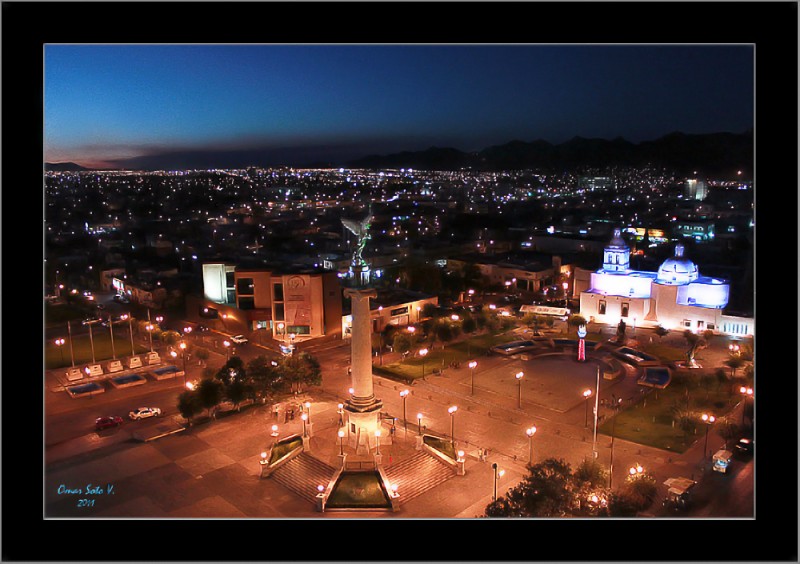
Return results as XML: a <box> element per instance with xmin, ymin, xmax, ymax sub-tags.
<box><xmin>45</xmin><ymin>44</ymin><xmax>754</xmax><ymax>168</ymax></box>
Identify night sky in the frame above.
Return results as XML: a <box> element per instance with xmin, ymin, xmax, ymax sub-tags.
<box><xmin>45</xmin><ymin>44</ymin><xmax>754</xmax><ymax>169</ymax></box>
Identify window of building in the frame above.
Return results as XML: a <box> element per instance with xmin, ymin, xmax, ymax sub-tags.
<box><xmin>273</xmin><ymin>283</ymin><xmax>284</xmax><ymax>302</ymax></box>
<box><xmin>238</xmin><ymin>296</ymin><xmax>255</xmax><ymax>310</ymax></box>
<box><xmin>274</xmin><ymin>303</ymin><xmax>284</xmax><ymax>321</ymax></box>
<box><xmin>598</xmin><ymin>300</ymin><xmax>607</xmax><ymax>315</ymax></box>
<box><xmin>621</xmin><ymin>303</ymin><xmax>629</xmax><ymax>318</ymax></box>
<box><xmin>707</xmin><ymin>323</ymin><xmax>715</xmax><ymax>330</ymax></box>
<box><xmin>683</xmin><ymin>319</ymin><xmax>692</xmax><ymax>328</ymax></box>
<box><xmin>237</xmin><ymin>278</ymin><xmax>254</xmax><ymax>295</ymax></box>
<box><xmin>697</xmin><ymin>320</ymin><xmax>704</xmax><ymax>329</ymax></box>
<box><xmin>226</xmin><ymin>289</ymin><xmax>236</xmax><ymax>304</ymax></box>
<box><xmin>287</xmin><ymin>325</ymin><xmax>310</xmax><ymax>335</ymax></box>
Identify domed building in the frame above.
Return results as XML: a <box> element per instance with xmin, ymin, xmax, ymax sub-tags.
<box><xmin>579</xmin><ymin>229</ymin><xmax>751</xmax><ymax>336</ymax></box>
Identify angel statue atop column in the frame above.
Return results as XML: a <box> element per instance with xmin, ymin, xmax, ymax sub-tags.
<box><xmin>342</xmin><ymin>211</ymin><xmax>372</xmax><ymax>267</ymax></box>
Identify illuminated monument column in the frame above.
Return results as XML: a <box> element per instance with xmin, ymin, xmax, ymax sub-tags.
<box><xmin>342</xmin><ymin>213</ymin><xmax>382</xmax><ymax>455</ymax></box>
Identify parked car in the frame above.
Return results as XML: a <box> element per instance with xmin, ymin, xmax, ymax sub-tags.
<box><xmin>230</xmin><ymin>334</ymin><xmax>249</xmax><ymax>345</ymax></box>
<box><xmin>734</xmin><ymin>437</ymin><xmax>754</xmax><ymax>457</ymax></box>
<box><xmin>128</xmin><ymin>407</ymin><xmax>162</xmax><ymax>420</ymax></box>
<box><xmin>113</xmin><ymin>293</ymin><xmax>130</xmax><ymax>304</ymax></box>
<box><xmin>95</xmin><ymin>415</ymin><xmax>123</xmax><ymax>431</ymax></box>
<box><xmin>82</xmin><ymin>317</ymin><xmax>100</xmax><ymax>325</ymax></box>
<box><xmin>196</xmin><ymin>324</ymin><xmax>209</xmax><ymax>332</ymax></box>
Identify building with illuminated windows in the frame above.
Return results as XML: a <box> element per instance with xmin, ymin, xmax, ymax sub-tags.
<box><xmin>579</xmin><ymin>229</ymin><xmax>753</xmax><ymax>336</ymax></box>
<box><xmin>188</xmin><ymin>262</ymin><xmax>342</xmax><ymax>341</ymax></box>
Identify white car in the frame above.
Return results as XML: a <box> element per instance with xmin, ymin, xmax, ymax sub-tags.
<box><xmin>230</xmin><ymin>334</ymin><xmax>249</xmax><ymax>345</ymax></box>
<box><xmin>128</xmin><ymin>407</ymin><xmax>162</xmax><ymax>420</ymax></box>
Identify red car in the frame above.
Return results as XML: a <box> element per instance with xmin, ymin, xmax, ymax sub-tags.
<box><xmin>95</xmin><ymin>416</ymin><xmax>123</xmax><ymax>431</ymax></box>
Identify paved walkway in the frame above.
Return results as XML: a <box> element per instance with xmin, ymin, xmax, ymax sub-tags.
<box><xmin>44</xmin><ymin>325</ymin><xmax>753</xmax><ymax>518</ymax></box>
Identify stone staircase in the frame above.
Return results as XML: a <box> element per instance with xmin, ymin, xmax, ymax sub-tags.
<box><xmin>271</xmin><ymin>452</ymin><xmax>336</xmax><ymax>503</ymax></box>
<box><xmin>383</xmin><ymin>450</ymin><xmax>455</xmax><ymax>505</ymax></box>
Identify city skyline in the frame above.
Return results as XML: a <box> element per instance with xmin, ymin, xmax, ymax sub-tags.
<box><xmin>45</xmin><ymin>44</ymin><xmax>754</xmax><ymax>169</ymax></box>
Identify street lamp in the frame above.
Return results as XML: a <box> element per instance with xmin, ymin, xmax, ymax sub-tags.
<box><xmin>608</xmin><ymin>394</ymin><xmax>623</xmax><ymax>488</ymax></box>
<box><xmin>338</xmin><ymin>430</ymin><xmax>345</xmax><ymax>455</ymax></box>
<box><xmin>179</xmin><ymin>342</ymin><xmax>188</xmax><ymax>385</ymax></box>
<box><xmin>223</xmin><ymin>340</ymin><xmax>231</xmax><ymax>360</ymax></box>
<box><xmin>271</xmin><ymin>424</ymin><xmax>279</xmax><ymax>438</ymax></box>
<box><xmin>729</xmin><ymin>343</ymin><xmax>741</xmax><ymax>356</ymax></box>
<box><xmin>107</xmin><ymin>314</ymin><xmax>117</xmax><ymax>360</ymax></box>
<box><xmin>419</xmin><ymin>348</ymin><xmax>428</xmax><ymax>378</ymax></box>
<box><xmin>417</xmin><ymin>413</ymin><xmax>423</xmax><ymax>436</ymax></box>
<box><xmin>515</xmin><ymin>371</ymin><xmax>524</xmax><ymax>409</ymax></box>
<box><xmin>562</xmin><ymin>281</ymin><xmax>569</xmax><ymax>308</ymax></box>
<box><xmin>739</xmin><ymin>386</ymin><xmax>753</xmax><ymax>426</ymax></box>
<box><xmin>54</xmin><ymin>338</ymin><xmax>66</xmax><ymax>365</ymax></box>
<box><xmin>583</xmin><ymin>389</ymin><xmax>592</xmax><ymax>428</ymax></box>
<box><xmin>146</xmin><ymin>323</ymin><xmax>154</xmax><ymax>353</ymax></box>
<box><xmin>277</xmin><ymin>322</ymin><xmax>285</xmax><ymax>342</ymax></box>
<box><xmin>304</xmin><ymin>401</ymin><xmax>312</xmax><ymax>423</ymax></box>
<box><xmin>469</xmin><ymin>361</ymin><xmax>477</xmax><ymax>395</ymax></box>
<box><xmin>301</xmin><ymin>412</ymin><xmax>308</xmax><ymax>437</ymax></box>
<box><xmin>701</xmin><ymin>413</ymin><xmax>716</xmax><ymax>459</ymax></box>
<box><xmin>492</xmin><ymin>463</ymin><xmax>505</xmax><ymax>501</ymax></box>
<box><xmin>400</xmin><ymin>389</ymin><xmax>409</xmax><ymax>430</ymax></box>
<box><xmin>628</xmin><ymin>463</ymin><xmax>644</xmax><ymax>479</ymax></box>
<box><xmin>375</xmin><ymin>430</ymin><xmax>381</xmax><ymax>455</ymax></box>
<box><xmin>526</xmin><ymin>425</ymin><xmax>537</xmax><ymax>465</ymax></box>
<box><xmin>448</xmin><ymin>406</ymin><xmax>457</xmax><ymax>445</ymax></box>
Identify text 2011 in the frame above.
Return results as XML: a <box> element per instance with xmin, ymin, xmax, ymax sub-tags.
<box><xmin>77</xmin><ymin>499</ymin><xmax>96</xmax><ymax>507</ymax></box>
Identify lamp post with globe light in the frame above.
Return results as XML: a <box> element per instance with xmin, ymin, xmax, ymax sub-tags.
<box><xmin>400</xmin><ymin>389</ymin><xmax>409</xmax><ymax>431</ymax></box>
<box><xmin>526</xmin><ymin>425</ymin><xmax>537</xmax><ymax>465</ymax></box>
<box><xmin>701</xmin><ymin>413</ymin><xmax>715</xmax><ymax>459</ymax></box>
<box><xmin>583</xmin><ymin>389</ymin><xmax>592</xmax><ymax>427</ymax></box>
<box><xmin>419</xmin><ymin>348</ymin><xmax>428</xmax><ymax>378</ymax></box>
<box><xmin>448</xmin><ymin>406</ymin><xmax>458</xmax><ymax>445</ymax></box>
<box><xmin>739</xmin><ymin>386</ymin><xmax>753</xmax><ymax>426</ymax></box>
<box><xmin>54</xmin><ymin>338</ymin><xmax>66</xmax><ymax>366</ymax></box>
<box><xmin>492</xmin><ymin>463</ymin><xmax>505</xmax><ymax>501</ymax></box>
<box><xmin>515</xmin><ymin>371</ymin><xmax>524</xmax><ymax>409</ymax></box>
<box><xmin>469</xmin><ymin>361</ymin><xmax>477</xmax><ymax>395</ymax></box>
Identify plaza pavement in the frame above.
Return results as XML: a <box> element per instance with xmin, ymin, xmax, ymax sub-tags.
<box><xmin>44</xmin><ymin>326</ymin><xmax>753</xmax><ymax>519</ymax></box>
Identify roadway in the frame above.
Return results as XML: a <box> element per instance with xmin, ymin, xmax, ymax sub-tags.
<box><xmin>44</xmin><ymin>313</ymin><xmax>754</xmax><ymax>518</ymax></box>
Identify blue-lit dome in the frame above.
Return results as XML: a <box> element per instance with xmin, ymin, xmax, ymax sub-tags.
<box><xmin>657</xmin><ymin>244</ymin><xmax>699</xmax><ymax>285</ymax></box>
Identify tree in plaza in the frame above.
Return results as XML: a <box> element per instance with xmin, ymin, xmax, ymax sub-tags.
<box><xmin>392</xmin><ymin>332</ymin><xmax>412</xmax><ymax>361</ymax></box>
<box><xmin>606</xmin><ymin>490</ymin><xmax>642</xmax><ymax>517</ymax></box>
<box><xmin>225</xmin><ymin>379</ymin><xmax>249</xmax><ymax>411</ymax></box>
<box><xmin>654</xmin><ymin>325</ymin><xmax>670</xmax><ymax>342</ymax></box>
<box><xmin>177</xmin><ymin>390</ymin><xmax>202</xmax><ymax>425</ymax></box>
<box><xmin>215</xmin><ymin>356</ymin><xmax>246</xmax><ymax>386</ymax></box>
<box><xmin>433</xmin><ymin>320</ymin><xmax>454</xmax><ymax>349</ymax></box>
<box><xmin>573</xmin><ymin>459</ymin><xmax>608</xmax><ymax>488</ymax></box>
<box><xmin>461</xmin><ymin>314</ymin><xmax>477</xmax><ymax>334</ymax></box>
<box><xmin>724</xmin><ymin>355</ymin><xmax>745</xmax><ymax>378</ymax></box>
<box><xmin>196</xmin><ymin>377</ymin><xmax>224</xmax><ymax>418</ymax></box>
<box><xmin>619</xmin><ymin>472</ymin><xmax>658</xmax><ymax>511</ymax></box>
<box><xmin>683</xmin><ymin>330</ymin><xmax>707</xmax><ymax>366</ymax></box>
<box><xmin>484</xmin><ymin>458</ymin><xmax>575</xmax><ymax>518</ymax></box>
<box><xmin>280</xmin><ymin>352</ymin><xmax>321</xmax><ymax>393</ymax></box>
<box><xmin>194</xmin><ymin>347</ymin><xmax>210</xmax><ymax>366</ymax></box>
<box><xmin>247</xmin><ymin>355</ymin><xmax>282</xmax><ymax>400</ymax></box>
<box><xmin>160</xmin><ymin>330</ymin><xmax>182</xmax><ymax>347</ymax></box>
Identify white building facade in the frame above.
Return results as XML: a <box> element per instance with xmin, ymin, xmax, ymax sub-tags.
<box><xmin>579</xmin><ymin>229</ymin><xmax>753</xmax><ymax>336</ymax></box>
